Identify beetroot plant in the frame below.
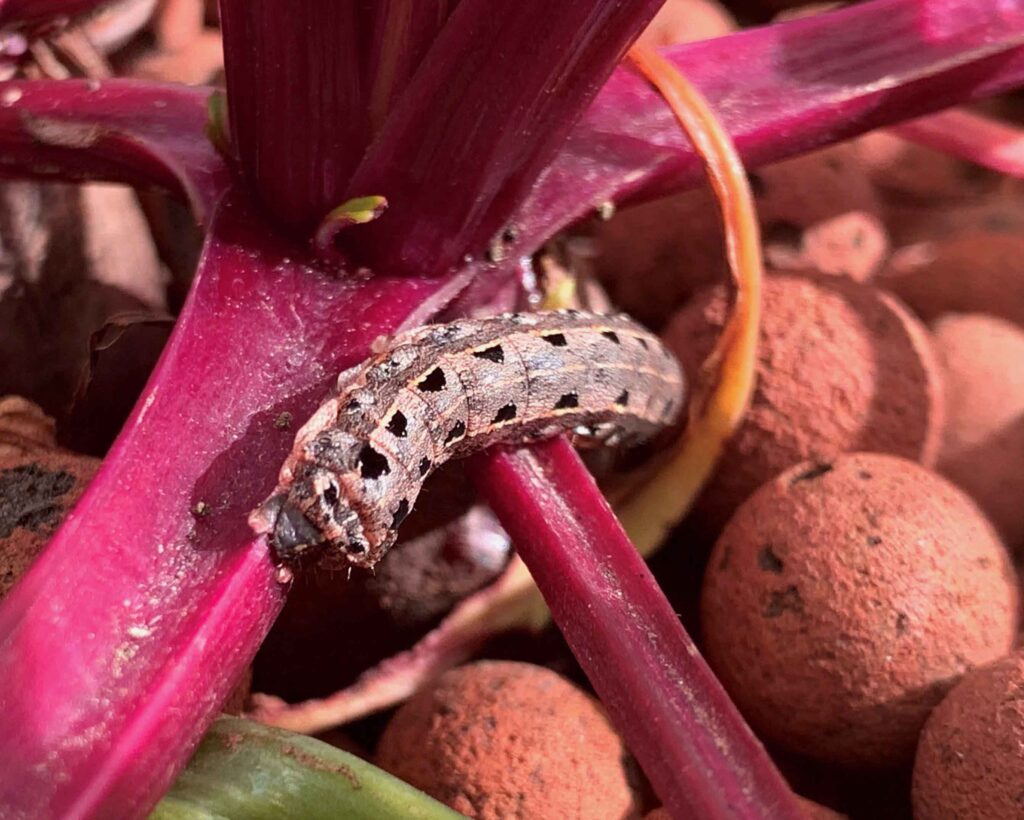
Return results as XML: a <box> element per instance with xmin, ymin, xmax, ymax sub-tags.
<box><xmin>0</xmin><ymin>0</ymin><xmax>1022</xmax><ymax>817</ymax></box>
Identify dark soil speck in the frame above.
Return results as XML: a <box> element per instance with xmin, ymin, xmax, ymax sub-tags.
<box><xmin>0</xmin><ymin>463</ymin><xmax>75</xmax><ymax>538</ymax></box>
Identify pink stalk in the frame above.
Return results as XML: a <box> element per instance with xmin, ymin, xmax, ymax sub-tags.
<box><xmin>0</xmin><ymin>193</ymin><xmax>468</xmax><ymax>817</ymax></box>
<box><xmin>363</xmin><ymin>0</ymin><xmax>462</xmax><ymax>136</ymax></box>
<box><xmin>3</xmin><ymin>3</ymin><xmax>1023</xmax><ymax>249</ymax></box>
<box><xmin>219</xmin><ymin>0</ymin><xmax>469</xmax><ymax>236</ymax></box>
<box><xmin>0</xmin><ymin>79</ymin><xmax>227</xmax><ymax>223</ymax></box>
<box><xmin>495</xmin><ymin>0</ymin><xmax>1024</xmax><ymax>272</ymax></box>
<box><xmin>891</xmin><ymin>108</ymin><xmax>1024</xmax><ymax>178</ymax></box>
<box><xmin>215</xmin><ymin>0</ymin><xmax>464</xmax><ymax>238</ymax></box>
<box><xmin>342</xmin><ymin>0</ymin><xmax>665</xmax><ymax>276</ymax></box>
<box><xmin>0</xmin><ymin>0</ymin><xmax>109</xmax><ymax>29</ymax></box>
<box><xmin>468</xmin><ymin>439</ymin><xmax>804</xmax><ymax>820</ymax></box>
<box><xmin>219</xmin><ymin>1</ymin><xmax>371</xmax><ymax>234</ymax></box>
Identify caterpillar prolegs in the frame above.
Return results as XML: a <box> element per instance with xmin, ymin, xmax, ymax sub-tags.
<box><xmin>250</xmin><ymin>309</ymin><xmax>684</xmax><ymax>569</ymax></box>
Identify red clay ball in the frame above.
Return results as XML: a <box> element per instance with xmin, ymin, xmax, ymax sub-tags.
<box><xmin>880</xmin><ymin>229</ymin><xmax>1024</xmax><ymax>326</ymax></box>
<box><xmin>855</xmin><ymin>132</ymin><xmax>1004</xmax><ymax>208</ymax></box>
<box><xmin>663</xmin><ymin>271</ymin><xmax>944</xmax><ymax>532</ymax></box>
<box><xmin>593</xmin><ymin>144</ymin><xmax>879</xmax><ymax>329</ymax></box>
<box><xmin>701</xmin><ymin>453</ymin><xmax>1018</xmax><ymax>769</ymax></box>
<box><xmin>637</xmin><ymin>0</ymin><xmax>736</xmax><ymax>47</ymax></box>
<box><xmin>591</xmin><ymin>185</ymin><xmax>727</xmax><ymax>328</ymax></box>
<box><xmin>932</xmin><ymin>313</ymin><xmax>1024</xmax><ymax>551</ymax></box>
<box><xmin>913</xmin><ymin>651</ymin><xmax>1024</xmax><ymax>820</ymax></box>
<box><xmin>375</xmin><ymin>661</ymin><xmax>638</xmax><ymax>819</ymax></box>
<box><xmin>752</xmin><ymin>144</ymin><xmax>880</xmax><ymax>232</ymax></box>
<box><xmin>795</xmin><ymin>796</ymin><xmax>847</xmax><ymax>819</ymax></box>
<box><xmin>764</xmin><ymin>211</ymin><xmax>888</xmax><ymax>283</ymax></box>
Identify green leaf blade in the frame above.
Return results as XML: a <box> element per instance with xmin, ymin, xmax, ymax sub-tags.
<box><xmin>151</xmin><ymin>717</ymin><xmax>464</xmax><ymax>820</ymax></box>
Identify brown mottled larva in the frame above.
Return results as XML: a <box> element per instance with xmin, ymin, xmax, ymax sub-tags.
<box><xmin>250</xmin><ymin>309</ymin><xmax>684</xmax><ymax>569</ymax></box>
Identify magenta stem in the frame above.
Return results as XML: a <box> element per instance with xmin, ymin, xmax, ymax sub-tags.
<box><xmin>467</xmin><ymin>439</ymin><xmax>804</xmax><ymax>820</ymax></box>
<box><xmin>341</xmin><ymin>0</ymin><xmax>664</xmax><ymax>276</ymax></box>
<box><xmin>0</xmin><ymin>0</ymin><xmax>110</xmax><ymax>29</ymax></box>
<box><xmin>0</xmin><ymin>192</ymin><xmax>468</xmax><ymax>818</ymax></box>
<box><xmin>0</xmin><ymin>79</ymin><xmax>228</xmax><ymax>223</ymax></box>
<box><xmin>891</xmin><ymin>108</ymin><xmax>1024</xmax><ymax>178</ymax></box>
<box><xmin>363</xmin><ymin>0</ymin><xmax>461</xmax><ymax>136</ymax></box>
<box><xmin>219</xmin><ymin>0</ymin><xmax>371</xmax><ymax>235</ymax></box>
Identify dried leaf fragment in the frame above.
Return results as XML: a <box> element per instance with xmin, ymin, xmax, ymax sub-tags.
<box><xmin>615</xmin><ymin>44</ymin><xmax>762</xmax><ymax>555</ymax></box>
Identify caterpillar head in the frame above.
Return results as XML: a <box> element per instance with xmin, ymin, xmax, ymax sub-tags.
<box><xmin>254</xmin><ymin>420</ymin><xmax>394</xmax><ymax>568</ymax></box>
<box><xmin>265</xmin><ymin>493</ymin><xmax>324</xmax><ymax>562</ymax></box>
<box><xmin>260</xmin><ymin>448</ymin><xmax>376</xmax><ymax>569</ymax></box>
<box><xmin>261</xmin><ymin>470</ymin><xmax>373</xmax><ymax>567</ymax></box>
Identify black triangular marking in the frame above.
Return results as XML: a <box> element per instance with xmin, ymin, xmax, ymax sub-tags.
<box><xmin>386</xmin><ymin>410</ymin><xmax>408</xmax><ymax>438</ymax></box>
<box><xmin>358</xmin><ymin>444</ymin><xmax>390</xmax><ymax>479</ymax></box>
<box><xmin>391</xmin><ymin>498</ymin><xmax>410</xmax><ymax>529</ymax></box>
<box><xmin>472</xmin><ymin>344</ymin><xmax>504</xmax><ymax>363</ymax></box>
<box><xmin>493</xmin><ymin>403</ymin><xmax>517</xmax><ymax>423</ymax></box>
<box><xmin>417</xmin><ymin>367</ymin><xmax>447</xmax><ymax>392</ymax></box>
<box><xmin>445</xmin><ymin>420</ymin><xmax>467</xmax><ymax>444</ymax></box>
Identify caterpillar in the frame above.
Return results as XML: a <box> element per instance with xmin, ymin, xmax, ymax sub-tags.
<box><xmin>250</xmin><ymin>309</ymin><xmax>684</xmax><ymax>569</ymax></box>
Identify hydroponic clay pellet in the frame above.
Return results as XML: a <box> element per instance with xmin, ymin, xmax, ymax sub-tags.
<box><xmin>794</xmin><ymin>796</ymin><xmax>847</xmax><ymax>819</ymax></box>
<box><xmin>592</xmin><ymin>143</ymin><xmax>879</xmax><ymax>329</ymax></box>
<box><xmin>932</xmin><ymin>313</ymin><xmax>1024</xmax><ymax>551</ymax></box>
<box><xmin>701</xmin><ymin>453</ymin><xmax>1018</xmax><ymax>768</ymax></box>
<box><xmin>750</xmin><ymin>143</ymin><xmax>881</xmax><ymax>230</ymax></box>
<box><xmin>913</xmin><ymin>651</ymin><xmax>1024</xmax><ymax>820</ymax></box>
<box><xmin>764</xmin><ymin>211</ymin><xmax>888</xmax><ymax>282</ymax></box>
<box><xmin>592</xmin><ymin>186</ymin><xmax>729</xmax><ymax>328</ymax></box>
<box><xmin>663</xmin><ymin>271</ymin><xmax>943</xmax><ymax>532</ymax></box>
<box><xmin>636</xmin><ymin>0</ymin><xmax>737</xmax><ymax>47</ymax></box>
<box><xmin>880</xmin><ymin>230</ymin><xmax>1024</xmax><ymax>326</ymax></box>
<box><xmin>375</xmin><ymin>661</ymin><xmax>638</xmax><ymax>819</ymax></box>
<box><xmin>855</xmin><ymin>131</ymin><xmax>1004</xmax><ymax>207</ymax></box>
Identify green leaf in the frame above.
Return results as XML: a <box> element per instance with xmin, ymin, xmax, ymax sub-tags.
<box><xmin>204</xmin><ymin>91</ymin><xmax>231</xmax><ymax>155</ymax></box>
<box><xmin>149</xmin><ymin>717</ymin><xmax>464</xmax><ymax>820</ymax></box>
<box><xmin>313</xmin><ymin>196</ymin><xmax>389</xmax><ymax>254</ymax></box>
